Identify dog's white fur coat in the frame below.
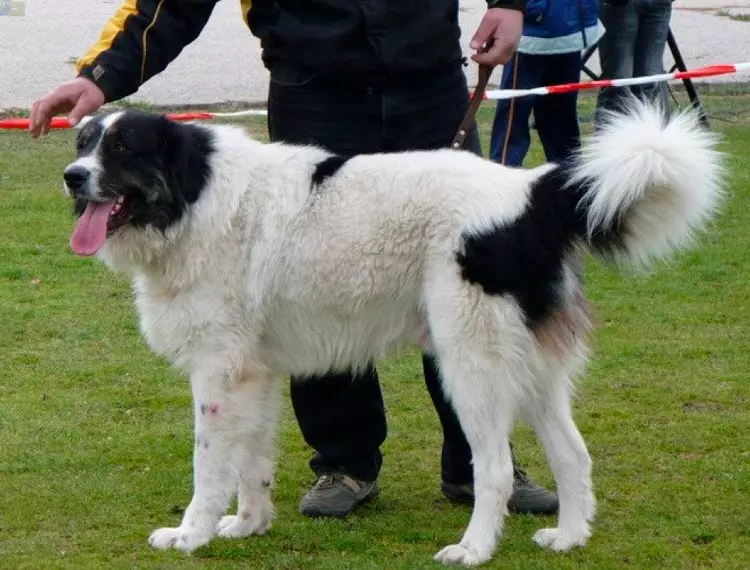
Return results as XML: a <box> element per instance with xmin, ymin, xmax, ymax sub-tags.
<box><xmin>71</xmin><ymin>101</ymin><xmax>724</xmax><ymax>565</ymax></box>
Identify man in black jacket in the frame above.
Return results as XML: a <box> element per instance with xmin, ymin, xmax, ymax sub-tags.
<box><xmin>30</xmin><ymin>0</ymin><xmax>558</xmax><ymax>519</ymax></box>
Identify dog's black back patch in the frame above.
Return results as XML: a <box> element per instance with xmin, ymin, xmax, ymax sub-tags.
<box><xmin>456</xmin><ymin>165</ymin><xmax>590</xmax><ymax>326</ymax></box>
<box><xmin>311</xmin><ymin>155</ymin><xmax>350</xmax><ymax>189</ymax></box>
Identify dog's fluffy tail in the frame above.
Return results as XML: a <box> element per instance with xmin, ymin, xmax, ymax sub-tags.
<box><xmin>568</xmin><ymin>98</ymin><xmax>726</xmax><ymax>268</ymax></box>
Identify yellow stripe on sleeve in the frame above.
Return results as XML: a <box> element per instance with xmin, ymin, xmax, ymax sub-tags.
<box><xmin>140</xmin><ymin>0</ymin><xmax>166</xmax><ymax>84</ymax></box>
<box><xmin>240</xmin><ymin>0</ymin><xmax>252</xmax><ymax>25</ymax></box>
<box><xmin>76</xmin><ymin>0</ymin><xmax>139</xmax><ymax>72</ymax></box>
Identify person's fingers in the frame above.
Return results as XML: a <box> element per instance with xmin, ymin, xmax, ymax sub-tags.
<box><xmin>470</xmin><ymin>9</ymin><xmax>522</xmax><ymax>66</ymax></box>
<box><xmin>68</xmin><ymin>94</ymin><xmax>95</xmax><ymax>127</ymax></box>
<box><xmin>29</xmin><ymin>90</ymin><xmax>65</xmax><ymax>137</ymax></box>
<box><xmin>472</xmin><ymin>38</ymin><xmax>514</xmax><ymax>66</ymax></box>
<box><xmin>29</xmin><ymin>81</ymin><xmax>98</xmax><ymax>137</ymax></box>
<box><xmin>469</xmin><ymin>17</ymin><xmax>494</xmax><ymax>51</ymax></box>
<box><xmin>70</xmin><ymin>80</ymin><xmax>105</xmax><ymax>127</ymax></box>
<box><xmin>29</xmin><ymin>100</ymin><xmax>41</xmax><ymax>138</ymax></box>
<box><xmin>29</xmin><ymin>96</ymin><xmax>58</xmax><ymax>138</ymax></box>
<box><xmin>30</xmin><ymin>98</ymin><xmax>57</xmax><ymax>139</ymax></box>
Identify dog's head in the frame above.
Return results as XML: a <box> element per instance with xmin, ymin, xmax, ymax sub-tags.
<box><xmin>63</xmin><ymin>110</ymin><xmax>214</xmax><ymax>256</ymax></box>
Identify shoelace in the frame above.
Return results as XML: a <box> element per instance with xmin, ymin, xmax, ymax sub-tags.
<box><xmin>513</xmin><ymin>465</ymin><xmax>532</xmax><ymax>485</ymax></box>
<box><xmin>313</xmin><ymin>473</ymin><xmax>344</xmax><ymax>489</ymax></box>
<box><xmin>316</xmin><ymin>470</ymin><xmax>531</xmax><ymax>489</ymax></box>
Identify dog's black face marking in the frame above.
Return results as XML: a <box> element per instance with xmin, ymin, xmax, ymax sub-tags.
<box><xmin>311</xmin><ymin>155</ymin><xmax>350</xmax><ymax>190</ymax></box>
<box><xmin>69</xmin><ymin>110</ymin><xmax>215</xmax><ymax>239</ymax></box>
<box><xmin>75</xmin><ymin>118</ymin><xmax>104</xmax><ymax>157</ymax></box>
<box><xmin>456</xmin><ymin>165</ymin><xmax>592</xmax><ymax>327</ymax></box>
<box><xmin>98</xmin><ymin>112</ymin><xmax>214</xmax><ymax>231</ymax></box>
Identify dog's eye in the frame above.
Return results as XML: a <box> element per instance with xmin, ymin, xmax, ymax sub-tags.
<box><xmin>113</xmin><ymin>140</ymin><xmax>126</xmax><ymax>152</ymax></box>
<box><xmin>77</xmin><ymin>135</ymin><xmax>89</xmax><ymax>150</ymax></box>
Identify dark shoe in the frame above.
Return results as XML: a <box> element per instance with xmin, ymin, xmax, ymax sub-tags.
<box><xmin>299</xmin><ymin>473</ymin><xmax>380</xmax><ymax>517</ymax></box>
<box><xmin>441</xmin><ymin>466</ymin><xmax>559</xmax><ymax>516</ymax></box>
<box><xmin>440</xmin><ymin>481</ymin><xmax>474</xmax><ymax>504</ymax></box>
<box><xmin>508</xmin><ymin>466</ymin><xmax>558</xmax><ymax>515</ymax></box>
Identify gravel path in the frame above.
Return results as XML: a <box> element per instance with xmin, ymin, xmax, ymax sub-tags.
<box><xmin>1</xmin><ymin>0</ymin><xmax>749</xmax><ymax>110</ymax></box>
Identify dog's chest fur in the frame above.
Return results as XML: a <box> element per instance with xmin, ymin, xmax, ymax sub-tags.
<box><xmin>132</xmin><ymin>278</ymin><xmax>237</xmax><ymax>371</ymax></box>
<box><xmin>131</xmin><ymin>259</ymin><xmax>428</xmax><ymax>378</ymax></box>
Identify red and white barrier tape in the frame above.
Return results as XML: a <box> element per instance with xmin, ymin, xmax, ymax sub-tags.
<box><xmin>483</xmin><ymin>62</ymin><xmax>750</xmax><ymax>100</ymax></box>
<box><xmin>0</xmin><ymin>109</ymin><xmax>268</xmax><ymax>130</ymax></box>
<box><xmin>1</xmin><ymin>62</ymin><xmax>749</xmax><ymax>130</ymax></box>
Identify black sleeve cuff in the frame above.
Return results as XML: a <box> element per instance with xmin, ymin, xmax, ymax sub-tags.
<box><xmin>77</xmin><ymin>64</ymin><xmax>130</xmax><ymax>104</ymax></box>
<box><xmin>486</xmin><ymin>0</ymin><xmax>526</xmax><ymax>12</ymax></box>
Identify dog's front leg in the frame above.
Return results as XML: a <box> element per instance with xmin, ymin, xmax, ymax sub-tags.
<box><xmin>148</xmin><ymin>365</ymin><xmax>276</xmax><ymax>553</ymax></box>
<box><xmin>217</xmin><ymin>376</ymin><xmax>282</xmax><ymax>539</ymax></box>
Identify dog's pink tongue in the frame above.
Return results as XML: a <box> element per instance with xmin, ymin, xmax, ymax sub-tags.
<box><xmin>70</xmin><ymin>200</ymin><xmax>117</xmax><ymax>256</ymax></box>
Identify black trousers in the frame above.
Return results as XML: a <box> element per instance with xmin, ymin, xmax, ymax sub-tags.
<box><xmin>267</xmin><ymin>63</ymin><xmax>480</xmax><ymax>484</ymax></box>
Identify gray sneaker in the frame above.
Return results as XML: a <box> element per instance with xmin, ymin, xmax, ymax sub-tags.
<box><xmin>299</xmin><ymin>473</ymin><xmax>380</xmax><ymax>517</ymax></box>
<box><xmin>441</xmin><ymin>466</ymin><xmax>559</xmax><ymax>515</ymax></box>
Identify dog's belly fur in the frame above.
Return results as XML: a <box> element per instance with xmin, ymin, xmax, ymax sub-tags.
<box><xmin>259</xmin><ymin>293</ymin><xmax>426</xmax><ymax>376</ymax></box>
<box><xmin>132</xmin><ymin>267</ymin><xmax>427</xmax><ymax>379</ymax></box>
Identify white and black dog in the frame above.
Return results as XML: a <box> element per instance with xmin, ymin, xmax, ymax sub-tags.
<box><xmin>62</xmin><ymin>100</ymin><xmax>724</xmax><ymax>566</ymax></box>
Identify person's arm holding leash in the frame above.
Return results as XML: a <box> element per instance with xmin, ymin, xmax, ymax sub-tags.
<box><xmin>29</xmin><ymin>0</ymin><xmax>220</xmax><ymax>137</ymax></box>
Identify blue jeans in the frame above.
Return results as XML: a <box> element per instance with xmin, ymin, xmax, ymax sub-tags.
<box><xmin>595</xmin><ymin>0</ymin><xmax>673</xmax><ymax>119</ymax></box>
<box><xmin>489</xmin><ymin>51</ymin><xmax>583</xmax><ymax>166</ymax></box>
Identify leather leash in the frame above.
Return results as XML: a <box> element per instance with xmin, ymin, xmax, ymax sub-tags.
<box><xmin>451</xmin><ymin>43</ymin><xmax>496</xmax><ymax>150</ymax></box>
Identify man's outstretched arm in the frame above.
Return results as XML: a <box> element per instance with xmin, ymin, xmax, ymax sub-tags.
<box><xmin>30</xmin><ymin>0</ymin><xmax>220</xmax><ymax>137</ymax></box>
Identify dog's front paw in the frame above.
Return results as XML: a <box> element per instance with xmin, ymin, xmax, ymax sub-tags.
<box><xmin>216</xmin><ymin>513</ymin><xmax>272</xmax><ymax>538</ymax></box>
<box><xmin>434</xmin><ymin>543</ymin><xmax>489</xmax><ymax>566</ymax></box>
<box><xmin>532</xmin><ymin>526</ymin><xmax>590</xmax><ymax>552</ymax></box>
<box><xmin>148</xmin><ymin>526</ymin><xmax>210</xmax><ymax>553</ymax></box>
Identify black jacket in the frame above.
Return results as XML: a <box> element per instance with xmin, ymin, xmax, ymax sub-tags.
<box><xmin>77</xmin><ymin>0</ymin><xmax>525</xmax><ymax>103</ymax></box>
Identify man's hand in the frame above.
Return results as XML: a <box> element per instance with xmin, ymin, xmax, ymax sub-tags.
<box><xmin>470</xmin><ymin>8</ymin><xmax>524</xmax><ymax>67</ymax></box>
<box><xmin>29</xmin><ymin>77</ymin><xmax>105</xmax><ymax>138</ymax></box>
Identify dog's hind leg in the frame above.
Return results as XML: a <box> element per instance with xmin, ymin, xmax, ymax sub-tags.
<box><xmin>425</xmin><ymin>282</ymin><xmax>531</xmax><ymax>566</ymax></box>
<box><xmin>148</xmin><ymin>363</ymin><xmax>282</xmax><ymax>553</ymax></box>
<box><xmin>522</xmin><ymin>366</ymin><xmax>596</xmax><ymax>552</ymax></box>
<box><xmin>216</xmin><ymin>376</ymin><xmax>282</xmax><ymax>538</ymax></box>
<box><xmin>520</xmin><ymin>285</ymin><xmax>596</xmax><ymax>552</ymax></box>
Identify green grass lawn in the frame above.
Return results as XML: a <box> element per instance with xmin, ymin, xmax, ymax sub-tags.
<box><xmin>1</xmin><ymin>94</ymin><xmax>748</xmax><ymax>569</ymax></box>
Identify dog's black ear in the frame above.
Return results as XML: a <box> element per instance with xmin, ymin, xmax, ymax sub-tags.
<box><xmin>160</xmin><ymin>115</ymin><xmax>185</xmax><ymax>196</ymax></box>
<box><xmin>160</xmin><ymin>115</ymin><xmax>213</xmax><ymax>204</ymax></box>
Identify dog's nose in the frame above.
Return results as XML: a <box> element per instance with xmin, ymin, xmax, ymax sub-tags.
<box><xmin>63</xmin><ymin>165</ymin><xmax>90</xmax><ymax>191</ymax></box>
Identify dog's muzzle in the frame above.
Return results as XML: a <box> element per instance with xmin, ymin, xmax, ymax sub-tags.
<box><xmin>63</xmin><ymin>164</ymin><xmax>92</xmax><ymax>198</ymax></box>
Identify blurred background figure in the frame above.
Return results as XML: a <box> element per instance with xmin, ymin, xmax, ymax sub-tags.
<box><xmin>489</xmin><ymin>0</ymin><xmax>603</xmax><ymax>167</ymax></box>
<box><xmin>595</xmin><ymin>0</ymin><xmax>675</xmax><ymax>122</ymax></box>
